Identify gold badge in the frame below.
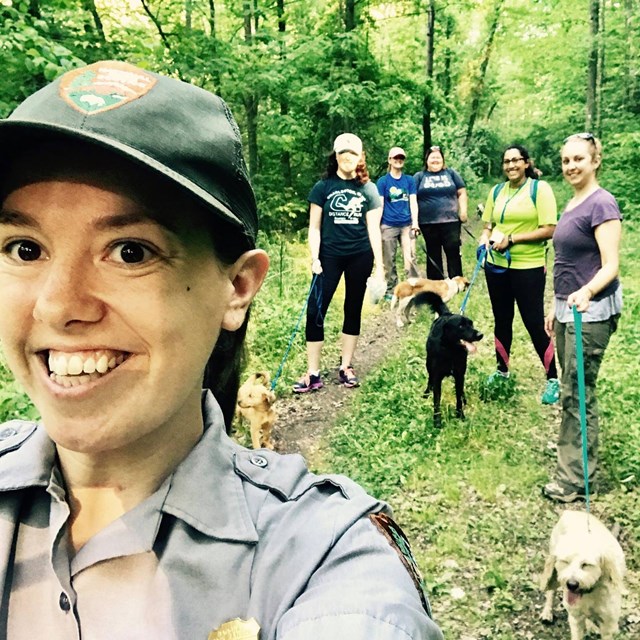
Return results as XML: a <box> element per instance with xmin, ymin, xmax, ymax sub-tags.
<box><xmin>208</xmin><ymin>618</ymin><xmax>260</xmax><ymax>640</ymax></box>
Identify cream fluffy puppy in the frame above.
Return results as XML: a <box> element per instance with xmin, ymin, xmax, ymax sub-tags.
<box><xmin>540</xmin><ymin>510</ymin><xmax>626</xmax><ymax>640</ymax></box>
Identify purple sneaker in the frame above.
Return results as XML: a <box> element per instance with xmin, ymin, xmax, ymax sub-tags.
<box><xmin>338</xmin><ymin>367</ymin><xmax>359</xmax><ymax>388</ymax></box>
<box><xmin>292</xmin><ymin>373</ymin><xmax>323</xmax><ymax>393</ymax></box>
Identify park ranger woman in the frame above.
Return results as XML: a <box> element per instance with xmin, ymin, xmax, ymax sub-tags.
<box><xmin>0</xmin><ymin>61</ymin><xmax>442</xmax><ymax>639</ymax></box>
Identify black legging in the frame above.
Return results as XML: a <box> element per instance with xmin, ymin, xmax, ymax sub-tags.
<box><xmin>485</xmin><ymin>265</ymin><xmax>557</xmax><ymax>378</ymax></box>
<box><xmin>305</xmin><ymin>250</ymin><xmax>374</xmax><ymax>342</ymax></box>
<box><xmin>419</xmin><ymin>221</ymin><xmax>463</xmax><ymax>280</ymax></box>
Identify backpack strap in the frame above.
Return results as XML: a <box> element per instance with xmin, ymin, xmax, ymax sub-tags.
<box><xmin>491</xmin><ymin>182</ymin><xmax>506</xmax><ymax>204</ymax></box>
<box><xmin>529</xmin><ymin>178</ymin><xmax>538</xmax><ymax>207</ymax></box>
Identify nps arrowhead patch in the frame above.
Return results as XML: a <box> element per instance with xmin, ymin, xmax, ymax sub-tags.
<box><xmin>59</xmin><ymin>61</ymin><xmax>157</xmax><ymax>115</ymax></box>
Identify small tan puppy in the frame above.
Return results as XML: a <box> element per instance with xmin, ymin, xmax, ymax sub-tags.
<box><xmin>236</xmin><ymin>371</ymin><xmax>277</xmax><ymax>450</ymax></box>
<box><xmin>390</xmin><ymin>276</ymin><xmax>470</xmax><ymax>328</ymax></box>
<box><xmin>540</xmin><ymin>510</ymin><xmax>626</xmax><ymax>640</ymax></box>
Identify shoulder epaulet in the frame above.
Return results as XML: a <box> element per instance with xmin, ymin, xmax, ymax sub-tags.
<box><xmin>233</xmin><ymin>449</ymin><xmax>357</xmax><ymax>502</ymax></box>
<box><xmin>0</xmin><ymin>421</ymin><xmax>37</xmax><ymax>456</ymax></box>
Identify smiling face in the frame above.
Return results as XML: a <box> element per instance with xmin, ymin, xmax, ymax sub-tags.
<box><xmin>426</xmin><ymin>151</ymin><xmax>444</xmax><ymax>172</ymax></box>
<box><xmin>502</xmin><ymin>148</ymin><xmax>529</xmax><ymax>185</ymax></box>
<box><xmin>336</xmin><ymin>150</ymin><xmax>361</xmax><ymax>179</ymax></box>
<box><xmin>0</xmin><ymin>159</ymin><xmax>250</xmax><ymax>461</ymax></box>
<box><xmin>561</xmin><ymin>138</ymin><xmax>601</xmax><ymax>191</ymax></box>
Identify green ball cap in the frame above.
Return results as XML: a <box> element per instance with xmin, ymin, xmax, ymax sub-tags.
<box><xmin>0</xmin><ymin>60</ymin><xmax>258</xmax><ymax>244</ymax></box>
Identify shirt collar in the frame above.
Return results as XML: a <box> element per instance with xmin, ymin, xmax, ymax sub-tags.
<box><xmin>0</xmin><ymin>392</ymin><xmax>258</xmax><ymax>544</ymax></box>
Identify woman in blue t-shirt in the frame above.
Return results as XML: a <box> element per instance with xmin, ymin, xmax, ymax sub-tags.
<box><xmin>542</xmin><ymin>133</ymin><xmax>622</xmax><ymax>503</ymax></box>
<box><xmin>293</xmin><ymin>133</ymin><xmax>384</xmax><ymax>393</ymax></box>
<box><xmin>413</xmin><ymin>146</ymin><xmax>468</xmax><ymax>279</ymax></box>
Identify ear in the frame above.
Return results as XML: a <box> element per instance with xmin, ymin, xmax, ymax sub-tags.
<box><xmin>600</xmin><ymin>553</ymin><xmax>624</xmax><ymax>590</ymax></box>
<box><xmin>540</xmin><ymin>555</ymin><xmax>558</xmax><ymax>591</ymax></box>
<box><xmin>222</xmin><ymin>249</ymin><xmax>269</xmax><ymax>331</ymax></box>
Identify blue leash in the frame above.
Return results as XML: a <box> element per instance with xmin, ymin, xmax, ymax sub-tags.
<box><xmin>573</xmin><ymin>305</ymin><xmax>591</xmax><ymax>513</ymax></box>
<box><xmin>270</xmin><ymin>274</ymin><xmax>319</xmax><ymax>391</ymax></box>
<box><xmin>459</xmin><ymin>245</ymin><xmax>486</xmax><ymax>314</ymax></box>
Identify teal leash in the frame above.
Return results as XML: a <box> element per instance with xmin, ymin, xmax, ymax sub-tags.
<box><xmin>460</xmin><ymin>245</ymin><xmax>486</xmax><ymax>314</ymax></box>
<box><xmin>270</xmin><ymin>274</ymin><xmax>319</xmax><ymax>391</ymax></box>
<box><xmin>572</xmin><ymin>305</ymin><xmax>591</xmax><ymax>514</ymax></box>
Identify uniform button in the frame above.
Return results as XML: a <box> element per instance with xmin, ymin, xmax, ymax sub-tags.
<box><xmin>0</xmin><ymin>427</ymin><xmax>17</xmax><ymax>439</ymax></box>
<box><xmin>59</xmin><ymin>592</ymin><xmax>71</xmax><ymax>612</ymax></box>
<box><xmin>249</xmin><ymin>455</ymin><xmax>268</xmax><ymax>468</ymax></box>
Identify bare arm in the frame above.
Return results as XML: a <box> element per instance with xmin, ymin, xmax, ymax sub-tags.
<box><xmin>491</xmin><ymin>224</ymin><xmax>555</xmax><ymax>252</ymax></box>
<box><xmin>567</xmin><ymin>219</ymin><xmax>621</xmax><ymax>311</ymax></box>
<box><xmin>457</xmin><ymin>187</ymin><xmax>468</xmax><ymax>223</ymax></box>
<box><xmin>409</xmin><ymin>194</ymin><xmax>419</xmax><ymax>231</ymax></box>
<box><xmin>309</xmin><ymin>203</ymin><xmax>323</xmax><ymax>273</ymax></box>
<box><xmin>366</xmin><ymin>206</ymin><xmax>384</xmax><ymax>279</ymax></box>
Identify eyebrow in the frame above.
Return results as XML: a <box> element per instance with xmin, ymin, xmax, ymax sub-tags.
<box><xmin>0</xmin><ymin>208</ymin><xmax>180</xmax><ymax>235</ymax></box>
<box><xmin>0</xmin><ymin>209</ymin><xmax>38</xmax><ymax>227</ymax></box>
<box><xmin>93</xmin><ymin>210</ymin><xmax>179</xmax><ymax>234</ymax></box>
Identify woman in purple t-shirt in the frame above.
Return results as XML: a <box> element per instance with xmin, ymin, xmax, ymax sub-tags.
<box><xmin>542</xmin><ymin>133</ymin><xmax>622</xmax><ymax>503</ymax></box>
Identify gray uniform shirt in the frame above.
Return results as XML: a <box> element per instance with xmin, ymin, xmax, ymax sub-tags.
<box><xmin>0</xmin><ymin>392</ymin><xmax>443</xmax><ymax>639</ymax></box>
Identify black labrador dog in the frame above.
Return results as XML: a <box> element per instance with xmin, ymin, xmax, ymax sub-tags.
<box><xmin>414</xmin><ymin>292</ymin><xmax>483</xmax><ymax>428</ymax></box>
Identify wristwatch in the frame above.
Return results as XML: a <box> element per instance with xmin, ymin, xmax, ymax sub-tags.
<box><xmin>507</xmin><ymin>235</ymin><xmax>514</xmax><ymax>247</ymax></box>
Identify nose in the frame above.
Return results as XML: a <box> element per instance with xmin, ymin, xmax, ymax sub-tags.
<box><xmin>566</xmin><ymin>580</ymin><xmax>580</xmax><ymax>593</ymax></box>
<box><xmin>32</xmin><ymin>259</ymin><xmax>105</xmax><ymax>329</ymax></box>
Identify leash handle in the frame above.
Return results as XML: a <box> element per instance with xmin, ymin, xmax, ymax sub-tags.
<box><xmin>573</xmin><ymin>305</ymin><xmax>590</xmax><ymax>513</ymax></box>
<box><xmin>270</xmin><ymin>274</ymin><xmax>318</xmax><ymax>391</ymax></box>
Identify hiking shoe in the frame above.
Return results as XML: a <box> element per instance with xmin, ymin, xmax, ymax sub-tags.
<box><xmin>480</xmin><ymin>370</ymin><xmax>515</xmax><ymax>401</ymax></box>
<box><xmin>541</xmin><ymin>378</ymin><xmax>560</xmax><ymax>405</ymax></box>
<box><xmin>339</xmin><ymin>366</ymin><xmax>359</xmax><ymax>388</ymax></box>
<box><xmin>542</xmin><ymin>481</ymin><xmax>588</xmax><ymax>504</ymax></box>
<box><xmin>292</xmin><ymin>373</ymin><xmax>323</xmax><ymax>394</ymax></box>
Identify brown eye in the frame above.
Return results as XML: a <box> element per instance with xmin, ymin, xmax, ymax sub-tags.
<box><xmin>8</xmin><ymin>240</ymin><xmax>42</xmax><ymax>262</ymax></box>
<box><xmin>109</xmin><ymin>241</ymin><xmax>154</xmax><ymax>264</ymax></box>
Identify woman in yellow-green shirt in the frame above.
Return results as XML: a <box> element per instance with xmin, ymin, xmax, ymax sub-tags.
<box><xmin>479</xmin><ymin>144</ymin><xmax>560</xmax><ymax>404</ymax></box>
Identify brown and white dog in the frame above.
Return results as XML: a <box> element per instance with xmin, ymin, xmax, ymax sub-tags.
<box><xmin>540</xmin><ymin>510</ymin><xmax>626</xmax><ymax>640</ymax></box>
<box><xmin>390</xmin><ymin>276</ymin><xmax>470</xmax><ymax>328</ymax></box>
<box><xmin>236</xmin><ymin>371</ymin><xmax>277</xmax><ymax>450</ymax></box>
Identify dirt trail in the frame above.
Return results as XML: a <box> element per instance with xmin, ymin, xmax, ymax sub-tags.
<box><xmin>271</xmin><ymin>306</ymin><xmax>401</xmax><ymax>459</ymax></box>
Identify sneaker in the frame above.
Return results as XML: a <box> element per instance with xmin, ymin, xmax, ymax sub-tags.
<box><xmin>541</xmin><ymin>378</ymin><xmax>560</xmax><ymax>405</ymax></box>
<box><xmin>487</xmin><ymin>370</ymin><xmax>510</xmax><ymax>385</ymax></box>
<box><xmin>542</xmin><ymin>481</ymin><xmax>587</xmax><ymax>504</ymax></box>
<box><xmin>292</xmin><ymin>373</ymin><xmax>323</xmax><ymax>394</ymax></box>
<box><xmin>480</xmin><ymin>370</ymin><xmax>515</xmax><ymax>402</ymax></box>
<box><xmin>339</xmin><ymin>366</ymin><xmax>359</xmax><ymax>388</ymax></box>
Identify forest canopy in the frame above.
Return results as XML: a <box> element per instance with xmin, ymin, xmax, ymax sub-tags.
<box><xmin>1</xmin><ymin>0</ymin><xmax>638</xmax><ymax>231</ymax></box>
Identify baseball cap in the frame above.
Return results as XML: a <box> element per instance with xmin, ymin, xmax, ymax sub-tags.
<box><xmin>0</xmin><ymin>60</ymin><xmax>257</xmax><ymax>244</ymax></box>
<box><xmin>388</xmin><ymin>146</ymin><xmax>406</xmax><ymax>158</ymax></box>
<box><xmin>333</xmin><ymin>133</ymin><xmax>363</xmax><ymax>156</ymax></box>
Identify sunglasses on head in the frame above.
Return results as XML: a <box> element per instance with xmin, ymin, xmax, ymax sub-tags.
<box><xmin>564</xmin><ymin>132</ymin><xmax>596</xmax><ymax>144</ymax></box>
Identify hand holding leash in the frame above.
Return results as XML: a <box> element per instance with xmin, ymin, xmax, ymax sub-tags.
<box><xmin>567</xmin><ymin>285</ymin><xmax>593</xmax><ymax>312</ymax></box>
<box><xmin>311</xmin><ymin>258</ymin><xmax>323</xmax><ymax>274</ymax></box>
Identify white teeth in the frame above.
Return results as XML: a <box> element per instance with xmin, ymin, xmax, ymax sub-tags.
<box><xmin>48</xmin><ymin>350</ymin><xmax>128</xmax><ymax>379</ymax></box>
<box><xmin>67</xmin><ymin>355</ymin><xmax>83</xmax><ymax>376</ymax></box>
<box><xmin>96</xmin><ymin>355</ymin><xmax>109</xmax><ymax>374</ymax></box>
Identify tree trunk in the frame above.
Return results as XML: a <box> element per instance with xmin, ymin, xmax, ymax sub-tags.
<box><xmin>440</xmin><ymin>12</ymin><xmax>453</xmax><ymax>100</ymax></box>
<box><xmin>82</xmin><ymin>0</ymin><xmax>107</xmax><ymax>43</ymax></box>
<box><xmin>464</xmin><ymin>0</ymin><xmax>504</xmax><ymax>147</ymax></box>
<box><xmin>345</xmin><ymin>0</ymin><xmax>357</xmax><ymax>31</ymax></box>
<box><xmin>623</xmin><ymin>0</ymin><xmax>638</xmax><ymax>108</ymax></box>
<box><xmin>595</xmin><ymin>0</ymin><xmax>605</xmax><ymax>135</ymax></box>
<box><xmin>586</xmin><ymin>0</ymin><xmax>599</xmax><ymax>131</ymax></box>
<box><xmin>140</xmin><ymin>0</ymin><xmax>171</xmax><ymax>49</ymax></box>
<box><xmin>422</xmin><ymin>0</ymin><xmax>436</xmax><ymax>156</ymax></box>
<box><xmin>277</xmin><ymin>0</ymin><xmax>292</xmax><ymax>188</ymax></box>
<box><xmin>243</xmin><ymin>1</ymin><xmax>259</xmax><ymax>177</ymax></box>
<box><xmin>185</xmin><ymin>0</ymin><xmax>192</xmax><ymax>31</ymax></box>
